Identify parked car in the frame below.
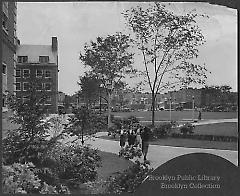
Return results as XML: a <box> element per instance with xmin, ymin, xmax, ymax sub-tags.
<box><xmin>122</xmin><ymin>107</ymin><xmax>131</xmax><ymax>112</ymax></box>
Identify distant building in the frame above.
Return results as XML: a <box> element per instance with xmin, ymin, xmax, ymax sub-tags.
<box><xmin>16</xmin><ymin>37</ymin><xmax>59</xmax><ymax>113</ymax></box>
<box><xmin>58</xmin><ymin>91</ymin><xmax>65</xmax><ymax>106</ymax></box>
<box><xmin>2</xmin><ymin>2</ymin><xmax>17</xmax><ymax>111</ymax></box>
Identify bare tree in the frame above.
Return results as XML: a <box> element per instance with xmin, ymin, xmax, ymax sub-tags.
<box><xmin>123</xmin><ymin>2</ymin><xmax>209</xmax><ymax>126</ymax></box>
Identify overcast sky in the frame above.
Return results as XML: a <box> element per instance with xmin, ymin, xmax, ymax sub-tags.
<box><xmin>16</xmin><ymin>2</ymin><xmax>237</xmax><ymax>95</ymax></box>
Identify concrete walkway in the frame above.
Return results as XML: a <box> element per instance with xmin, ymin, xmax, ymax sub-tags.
<box><xmin>192</xmin><ymin>118</ymin><xmax>237</xmax><ymax>126</ymax></box>
<box><xmin>63</xmin><ymin>131</ymin><xmax>238</xmax><ymax>169</ymax></box>
<box><xmin>140</xmin><ymin>118</ymin><xmax>237</xmax><ymax>125</ymax></box>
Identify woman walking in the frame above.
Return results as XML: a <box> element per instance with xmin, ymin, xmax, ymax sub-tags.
<box><xmin>135</xmin><ymin>125</ymin><xmax>142</xmax><ymax>148</ymax></box>
<box><xmin>119</xmin><ymin>126</ymin><xmax>126</xmax><ymax>149</ymax></box>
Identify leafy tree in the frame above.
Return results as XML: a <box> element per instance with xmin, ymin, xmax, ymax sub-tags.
<box><xmin>123</xmin><ymin>3</ymin><xmax>209</xmax><ymax>126</ymax></box>
<box><xmin>78</xmin><ymin>73</ymin><xmax>101</xmax><ymax>108</ymax></box>
<box><xmin>79</xmin><ymin>32</ymin><xmax>136</xmax><ymax>127</ymax></box>
<box><xmin>3</xmin><ymin>80</ymin><xmax>61</xmax><ymax>165</ymax></box>
<box><xmin>65</xmin><ymin>106</ymin><xmax>107</xmax><ymax>144</ymax></box>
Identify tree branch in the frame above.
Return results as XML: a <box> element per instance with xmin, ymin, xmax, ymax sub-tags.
<box><xmin>141</xmin><ymin>39</ymin><xmax>153</xmax><ymax>92</ymax></box>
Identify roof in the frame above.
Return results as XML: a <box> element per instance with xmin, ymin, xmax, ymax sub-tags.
<box><xmin>17</xmin><ymin>45</ymin><xmax>58</xmax><ymax>65</ymax></box>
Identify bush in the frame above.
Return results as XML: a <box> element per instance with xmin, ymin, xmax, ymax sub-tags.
<box><xmin>105</xmin><ymin>161</ymin><xmax>153</xmax><ymax>194</ymax></box>
<box><xmin>179</xmin><ymin>123</ymin><xmax>195</xmax><ymax>135</ymax></box>
<box><xmin>45</xmin><ymin>144</ymin><xmax>102</xmax><ymax>187</ymax></box>
<box><xmin>112</xmin><ymin>115</ymin><xmax>140</xmax><ymax>129</ymax></box>
<box><xmin>152</xmin><ymin>121</ymin><xmax>178</xmax><ymax>139</ymax></box>
<box><xmin>2</xmin><ymin>162</ymin><xmax>70</xmax><ymax>194</ymax></box>
<box><xmin>119</xmin><ymin>146</ymin><xmax>142</xmax><ymax>160</ymax></box>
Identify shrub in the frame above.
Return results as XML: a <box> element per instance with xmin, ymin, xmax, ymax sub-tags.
<box><xmin>2</xmin><ymin>162</ymin><xmax>70</xmax><ymax>194</ymax></box>
<box><xmin>105</xmin><ymin>161</ymin><xmax>153</xmax><ymax>194</ymax></box>
<box><xmin>179</xmin><ymin>123</ymin><xmax>195</xmax><ymax>135</ymax></box>
<box><xmin>152</xmin><ymin>121</ymin><xmax>178</xmax><ymax>139</ymax></box>
<box><xmin>112</xmin><ymin>115</ymin><xmax>140</xmax><ymax>129</ymax></box>
<box><xmin>45</xmin><ymin>144</ymin><xmax>102</xmax><ymax>187</ymax></box>
<box><xmin>119</xmin><ymin>146</ymin><xmax>142</xmax><ymax>160</ymax></box>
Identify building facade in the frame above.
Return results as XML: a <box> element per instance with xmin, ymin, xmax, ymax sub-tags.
<box><xmin>58</xmin><ymin>91</ymin><xmax>65</xmax><ymax>106</ymax></box>
<box><xmin>2</xmin><ymin>2</ymin><xmax>17</xmax><ymax>111</ymax></box>
<box><xmin>16</xmin><ymin>37</ymin><xmax>59</xmax><ymax>113</ymax></box>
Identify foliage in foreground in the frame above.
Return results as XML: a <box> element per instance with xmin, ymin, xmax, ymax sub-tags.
<box><xmin>2</xmin><ymin>162</ymin><xmax>70</xmax><ymax>194</ymax></box>
<box><xmin>105</xmin><ymin>161</ymin><xmax>153</xmax><ymax>194</ymax></box>
<box><xmin>119</xmin><ymin>145</ymin><xmax>142</xmax><ymax>160</ymax></box>
<box><xmin>45</xmin><ymin>144</ymin><xmax>102</xmax><ymax>187</ymax></box>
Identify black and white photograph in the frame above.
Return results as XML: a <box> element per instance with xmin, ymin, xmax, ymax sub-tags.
<box><xmin>1</xmin><ymin>1</ymin><xmax>238</xmax><ymax>195</ymax></box>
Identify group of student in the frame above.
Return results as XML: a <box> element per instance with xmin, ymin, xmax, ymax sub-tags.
<box><xmin>119</xmin><ymin>124</ymin><xmax>151</xmax><ymax>161</ymax></box>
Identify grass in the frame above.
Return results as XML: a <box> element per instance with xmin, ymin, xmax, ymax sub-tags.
<box><xmin>150</xmin><ymin>138</ymin><xmax>237</xmax><ymax>151</ymax></box>
<box><xmin>112</xmin><ymin>110</ymin><xmax>237</xmax><ymax>121</ymax></box>
<box><xmin>70</xmin><ymin>150</ymin><xmax>134</xmax><ymax>194</ymax></box>
<box><xmin>193</xmin><ymin>122</ymin><xmax>238</xmax><ymax>137</ymax></box>
<box><xmin>99</xmin><ymin>122</ymin><xmax>238</xmax><ymax>151</ymax></box>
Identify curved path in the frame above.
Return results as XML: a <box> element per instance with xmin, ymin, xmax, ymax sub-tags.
<box><xmin>63</xmin><ymin>131</ymin><xmax>238</xmax><ymax>169</ymax></box>
<box><xmin>59</xmin><ymin>116</ymin><xmax>238</xmax><ymax>169</ymax></box>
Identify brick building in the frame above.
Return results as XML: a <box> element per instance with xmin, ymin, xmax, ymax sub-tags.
<box><xmin>2</xmin><ymin>2</ymin><xmax>17</xmax><ymax>111</ymax></box>
<box><xmin>16</xmin><ymin>37</ymin><xmax>59</xmax><ymax>113</ymax></box>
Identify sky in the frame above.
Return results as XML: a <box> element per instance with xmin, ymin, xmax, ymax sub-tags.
<box><xmin>16</xmin><ymin>2</ymin><xmax>237</xmax><ymax>95</ymax></box>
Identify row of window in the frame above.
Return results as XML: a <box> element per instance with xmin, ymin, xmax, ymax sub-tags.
<box><xmin>18</xmin><ymin>56</ymin><xmax>49</xmax><ymax>63</ymax></box>
<box><xmin>16</xmin><ymin>69</ymin><xmax>51</xmax><ymax>78</ymax></box>
<box><xmin>16</xmin><ymin>82</ymin><xmax>52</xmax><ymax>91</ymax></box>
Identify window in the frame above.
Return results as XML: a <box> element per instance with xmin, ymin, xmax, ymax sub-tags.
<box><xmin>18</xmin><ymin>56</ymin><xmax>28</xmax><ymax>63</ymax></box>
<box><xmin>23</xmin><ymin>82</ymin><xmax>29</xmax><ymax>91</ymax></box>
<box><xmin>45</xmin><ymin>70</ymin><xmax>51</xmax><ymax>78</ymax></box>
<box><xmin>23</xmin><ymin>69</ymin><xmax>30</xmax><ymax>78</ymax></box>
<box><xmin>2</xmin><ymin>64</ymin><xmax>7</xmax><ymax>74</ymax></box>
<box><xmin>39</xmin><ymin>56</ymin><xmax>49</xmax><ymax>63</ymax></box>
<box><xmin>45</xmin><ymin>96</ymin><xmax>52</xmax><ymax>105</ymax></box>
<box><xmin>16</xmin><ymin>82</ymin><xmax>21</xmax><ymax>91</ymax></box>
<box><xmin>36</xmin><ymin>69</ymin><xmax>43</xmax><ymax>78</ymax></box>
<box><xmin>16</xmin><ymin>69</ymin><xmax>21</xmax><ymax>77</ymax></box>
<box><xmin>45</xmin><ymin>83</ymin><xmax>51</xmax><ymax>91</ymax></box>
<box><xmin>36</xmin><ymin>83</ymin><xmax>43</xmax><ymax>91</ymax></box>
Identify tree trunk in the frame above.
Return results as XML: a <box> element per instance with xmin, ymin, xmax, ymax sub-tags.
<box><xmin>151</xmin><ymin>92</ymin><xmax>155</xmax><ymax>127</ymax></box>
<box><xmin>108</xmin><ymin>91</ymin><xmax>112</xmax><ymax>129</ymax></box>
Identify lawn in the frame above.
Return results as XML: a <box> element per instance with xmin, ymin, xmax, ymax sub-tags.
<box><xmin>193</xmin><ymin>122</ymin><xmax>238</xmax><ymax>137</ymax></box>
<box><xmin>111</xmin><ymin>110</ymin><xmax>237</xmax><ymax>121</ymax></box>
<box><xmin>70</xmin><ymin>150</ymin><xmax>134</xmax><ymax>194</ymax></box>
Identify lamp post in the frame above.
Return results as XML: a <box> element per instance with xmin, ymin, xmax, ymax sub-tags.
<box><xmin>192</xmin><ymin>96</ymin><xmax>195</xmax><ymax>122</ymax></box>
<box><xmin>169</xmin><ymin>97</ymin><xmax>172</xmax><ymax>122</ymax></box>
